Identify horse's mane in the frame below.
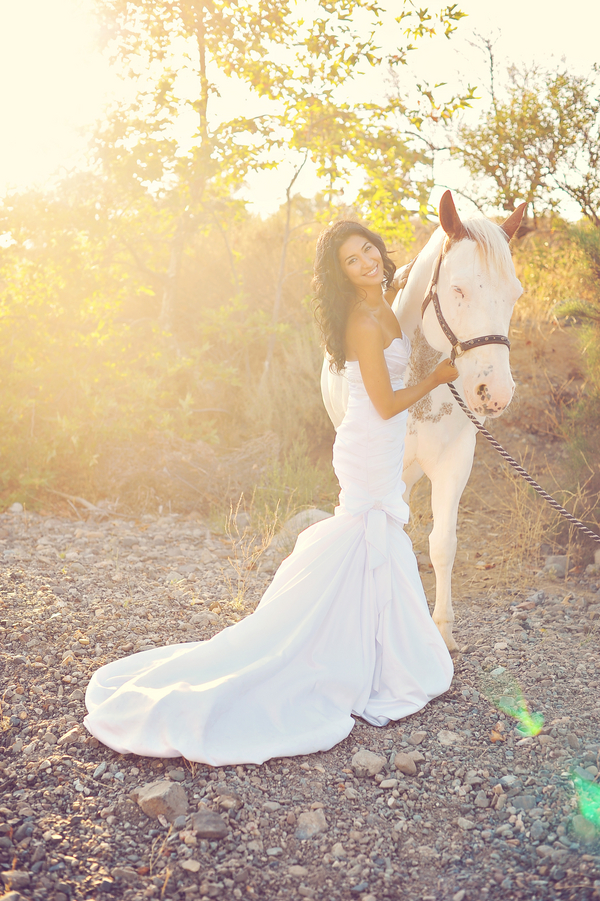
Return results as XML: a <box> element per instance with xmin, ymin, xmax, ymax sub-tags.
<box><xmin>456</xmin><ymin>216</ymin><xmax>515</xmax><ymax>279</ymax></box>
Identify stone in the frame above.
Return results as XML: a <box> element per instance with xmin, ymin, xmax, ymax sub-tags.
<box><xmin>180</xmin><ymin>860</ymin><xmax>201</xmax><ymax>872</ymax></box>
<box><xmin>110</xmin><ymin>866</ymin><xmax>139</xmax><ymax>884</ymax></box>
<box><xmin>0</xmin><ymin>872</ymin><xmax>30</xmax><ymax>890</ymax></box>
<box><xmin>394</xmin><ymin>753</ymin><xmax>417</xmax><ymax>776</ymax></box>
<box><xmin>544</xmin><ymin>555</ymin><xmax>569</xmax><ymax>577</ymax></box>
<box><xmin>266</xmin><ymin>847</ymin><xmax>282</xmax><ymax>856</ymax></box>
<box><xmin>567</xmin><ymin>732</ymin><xmax>580</xmax><ymax>749</ymax></box>
<box><xmin>437</xmin><ymin>730</ymin><xmax>463</xmax><ymax>746</ymax></box>
<box><xmin>93</xmin><ymin>762</ymin><xmax>107</xmax><ymax>779</ymax></box>
<box><xmin>453</xmin><ymin>892</ymin><xmax>466</xmax><ymax>901</ymax></box>
<box><xmin>512</xmin><ymin>794</ymin><xmax>536</xmax><ymax>811</ymax></box>
<box><xmin>288</xmin><ymin>865</ymin><xmax>309</xmax><ymax>878</ymax></box>
<box><xmin>573</xmin><ymin>766</ymin><xmax>594</xmax><ymax>782</ymax></box>
<box><xmin>189</xmin><ymin>810</ymin><xmax>228</xmax><ymax>839</ymax></box>
<box><xmin>571</xmin><ymin>814</ymin><xmax>597</xmax><ymax>843</ymax></box>
<box><xmin>457</xmin><ymin>817</ymin><xmax>475</xmax><ymax>831</ymax></box>
<box><xmin>131</xmin><ymin>780</ymin><xmax>188</xmax><ymax>823</ymax></box>
<box><xmin>408</xmin><ymin>730</ymin><xmax>427</xmax><ymax>746</ymax></box>
<box><xmin>57</xmin><ymin>726</ymin><xmax>80</xmax><ymax>746</ymax></box>
<box><xmin>294</xmin><ymin>809</ymin><xmax>328</xmax><ymax>840</ymax></box>
<box><xmin>262</xmin><ymin>801</ymin><xmax>281</xmax><ymax>812</ymax></box>
<box><xmin>0</xmin><ymin>893</ymin><xmax>24</xmax><ymax>901</ymax></box>
<box><xmin>474</xmin><ymin>790</ymin><xmax>489</xmax><ymax>808</ymax></box>
<box><xmin>331</xmin><ymin>842</ymin><xmax>346</xmax><ymax>858</ymax></box>
<box><xmin>8</xmin><ymin>503</ymin><xmax>24</xmax><ymax>514</ymax></box>
<box><xmin>379</xmin><ymin>778</ymin><xmax>398</xmax><ymax>789</ymax></box>
<box><xmin>351</xmin><ymin>750</ymin><xmax>386</xmax><ymax>778</ymax></box>
<box><xmin>530</xmin><ymin>819</ymin><xmax>547</xmax><ymax>842</ymax></box>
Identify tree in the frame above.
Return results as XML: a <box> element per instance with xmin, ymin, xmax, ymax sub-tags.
<box><xmin>449</xmin><ymin>55</ymin><xmax>600</xmax><ymax>225</ymax></box>
<box><xmin>91</xmin><ymin>0</ymin><xmax>474</xmax><ymax>338</ymax></box>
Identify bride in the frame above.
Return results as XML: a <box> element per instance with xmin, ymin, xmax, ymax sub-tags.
<box><xmin>84</xmin><ymin>220</ymin><xmax>459</xmax><ymax>765</ymax></box>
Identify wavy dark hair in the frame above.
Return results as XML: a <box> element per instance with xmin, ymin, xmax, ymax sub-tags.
<box><xmin>312</xmin><ymin>220</ymin><xmax>396</xmax><ymax>373</ymax></box>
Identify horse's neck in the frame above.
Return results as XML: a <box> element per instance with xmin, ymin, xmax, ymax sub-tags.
<box><xmin>395</xmin><ymin>231</ymin><xmax>443</xmax><ymax>337</ymax></box>
<box><xmin>395</xmin><ymin>230</ymin><xmax>445</xmax><ymax>382</ymax></box>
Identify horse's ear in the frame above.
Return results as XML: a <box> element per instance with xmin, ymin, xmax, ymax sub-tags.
<box><xmin>501</xmin><ymin>202</ymin><xmax>527</xmax><ymax>240</ymax></box>
<box><xmin>439</xmin><ymin>190</ymin><xmax>467</xmax><ymax>241</ymax></box>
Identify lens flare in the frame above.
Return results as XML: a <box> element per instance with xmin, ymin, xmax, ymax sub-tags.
<box><xmin>480</xmin><ymin>676</ymin><xmax>544</xmax><ymax>738</ymax></box>
<box><xmin>574</xmin><ymin>774</ymin><xmax>600</xmax><ymax>829</ymax></box>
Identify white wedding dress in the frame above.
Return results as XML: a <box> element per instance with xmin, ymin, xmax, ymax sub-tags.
<box><xmin>84</xmin><ymin>335</ymin><xmax>453</xmax><ymax>764</ymax></box>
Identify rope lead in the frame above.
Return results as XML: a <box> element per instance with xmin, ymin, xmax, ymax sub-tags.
<box><xmin>448</xmin><ymin>383</ymin><xmax>600</xmax><ymax>546</ymax></box>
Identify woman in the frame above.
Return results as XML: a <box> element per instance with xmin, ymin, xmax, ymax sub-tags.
<box><xmin>84</xmin><ymin>221</ymin><xmax>458</xmax><ymax>765</ymax></box>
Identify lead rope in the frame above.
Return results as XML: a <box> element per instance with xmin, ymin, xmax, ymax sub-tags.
<box><xmin>447</xmin><ymin>383</ymin><xmax>600</xmax><ymax>545</ymax></box>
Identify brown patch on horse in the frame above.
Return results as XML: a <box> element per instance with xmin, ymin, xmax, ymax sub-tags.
<box><xmin>406</xmin><ymin>326</ymin><xmax>453</xmax><ymax>433</ymax></box>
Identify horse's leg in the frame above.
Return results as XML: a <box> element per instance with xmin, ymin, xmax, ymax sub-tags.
<box><xmin>402</xmin><ymin>458</ymin><xmax>424</xmax><ymax>505</ymax></box>
<box><xmin>425</xmin><ymin>426</ymin><xmax>476</xmax><ymax>653</ymax></box>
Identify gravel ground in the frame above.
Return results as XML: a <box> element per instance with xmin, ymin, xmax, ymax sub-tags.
<box><xmin>1</xmin><ymin>507</ymin><xmax>599</xmax><ymax>901</ymax></box>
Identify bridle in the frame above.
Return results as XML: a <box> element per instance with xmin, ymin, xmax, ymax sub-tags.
<box><xmin>420</xmin><ymin>241</ymin><xmax>511</xmax><ymax>364</ymax></box>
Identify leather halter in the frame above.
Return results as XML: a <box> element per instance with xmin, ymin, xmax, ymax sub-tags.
<box><xmin>420</xmin><ymin>242</ymin><xmax>511</xmax><ymax>364</ymax></box>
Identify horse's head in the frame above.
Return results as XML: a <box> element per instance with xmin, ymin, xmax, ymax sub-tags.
<box><xmin>422</xmin><ymin>192</ymin><xmax>525</xmax><ymax>417</ymax></box>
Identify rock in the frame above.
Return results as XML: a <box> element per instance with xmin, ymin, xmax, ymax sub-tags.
<box><xmin>567</xmin><ymin>732</ymin><xmax>580</xmax><ymax>749</ymax></box>
<box><xmin>474</xmin><ymin>790</ymin><xmax>489</xmax><ymax>808</ymax></box>
<box><xmin>110</xmin><ymin>866</ymin><xmax>139</xmax><ymax>884</ymax></box>
<box><xmin>214</xmin><ymin>785</ymin><xmax>242</xmax><ymax>810</ymax></box>
<box><xmin>263</xmin><ymin>801</ymin><xmax>281</xmax><ymax>812</ymax></box>
<box><xmin>408</xmin><ymin>749</ymin><xmax>425</xmax><ymax>764</ymax></box>
<box><xmin>93</xmin><ymin>762</ymin><xmax>107</xmax><ymax>779</ymax></box>
<box><xmin>131</xmin><ymin>780</ymin><xmax>188</xmax><ymax>822</ymax></box>
<box><xmin>8</xmin><ymin>503</ymin><xmax>24</xmax><ymax>514</ymax></box>
<box><xmin>436</xmin><ymin>730</ymin><xmax>463</xmax><ymax>746</ymax></box>
<box><xmin>167</xmin><ymin>767</ymin><xmax>186</xmax><ymax>782</ymax></box>
<box><xmin>180</xmin><ymin>860</ymin><xmax>201</xmax><ymax>872</ymax></box>
<box><xmin>0</xmin><ymin>872</ymin><xmax>30</xmax><ymax>890</ymax></box>
<box><xmin>165</xmin><ymin>570</ymin><xmax>185</xmax><ymax>583</ymax></box>
<box><xmin>457</xmin><ymin>817</ymin><xmax>475</xmax><ymax>831</ymax></box>
<box><xmin>408</xmin><ymin>730</ymin><xmax>427</xmax><ymax>746</ymax></box>
<box><xmin>351</xmin><ymin>749</ymin><xmax>386</xmax><ymax>777</ymax></box>
<box><xmin>189</xmin><ymin>810</ymin><xmax>228</xmax><ymax>839</ymax></box>
<box><xmin>294</xmin><ymin>809</ymin><xmax>328</xmax><ymax>840</ymax></box>
<box><xmin>266</xmin><ymin>847</ymin><xmax>283</xmax><ymax>856</ymax></box>
<box><xmin>544</xmin><ymin>555</ymin><xmax>569</xmax><ymax>577</ymax></box>
<box><xmin>271</xmin><ymin>509</ymin><xmax>333</xmax><ymax>549</ymax></box>
<box><xmin>573</xmin><ymin>766</ymin><xmax>594</xmax><ymax>783</ymax></box>
<box><xmin>289</xmin><ymin>865</ymin><xmax>309</xmax><ymax>877</ymax></box>
<box><xmin>453</xmin><ymin>892</ymin><xmax>466</xmax><ymax>901</ymax></box>
<box><xmin>571</xmin><ymin>814</ymin><xmax>597</xmax><ymax>843</ymax></box>
<box><xmin>530</xmin><ymin>819</ymin><xmax>547</xmax><ymax>842</ymax></box>
<box><xmin>57</xmin><ymin>726</ymin><xmax>80</xmax><ymax>746</ymax></box>
<box><xmin>379</xmin><ymin>778</ymin><xmax>398</xmax><ymax>789</ymax></box>
<box><xmin>394</xmin><ymin>753</ymin><xmax>417</xmax><ymax>776</ymax></box>
<box><xmin>331</xmin><ymin>842</ymin><xmax>346</xmax><ymax>858</ymax></box>
<box><xmin>512</xmin><ymin>794</ymin><xmax>536</xmax><ymax>811</ymax></box>
<box><xmin>0</xmin><ymin>893</ymin><xmax>24</xmax><ymax>901</ymax></box>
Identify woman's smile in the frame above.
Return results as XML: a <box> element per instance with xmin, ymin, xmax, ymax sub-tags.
<box><xmin>338</xmin><ymin>234</ymin><xmax>384</xmax><ymax>295</ymax></box>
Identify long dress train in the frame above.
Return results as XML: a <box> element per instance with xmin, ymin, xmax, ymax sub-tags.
<box><xmin>84</xmin><ymin>335</ymin><xmax>453</xmax><ymax>764</ymax></box>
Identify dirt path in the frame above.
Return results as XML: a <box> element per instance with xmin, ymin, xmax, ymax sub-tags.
<box><xmin>1</xmin><ymin>322</ymin><xmax>599</xmax><ymax>901</ymax></box>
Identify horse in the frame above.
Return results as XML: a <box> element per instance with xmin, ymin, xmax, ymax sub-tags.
<box><xmin>321</xmin><ymin>191</ymin><xmax>526</xmax><ymax>652</ymax></box>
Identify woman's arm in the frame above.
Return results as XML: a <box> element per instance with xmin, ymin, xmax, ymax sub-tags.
<box><xmin>349</xmin><ymin>319</ymin><xmax>458</xmax><ymax>420</ymax></box>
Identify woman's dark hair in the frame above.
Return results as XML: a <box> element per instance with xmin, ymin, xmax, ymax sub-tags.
<box><xmin>312</xmin><ymin>220</ymin><xmax>396</xmax><ymax>373</ymax></box>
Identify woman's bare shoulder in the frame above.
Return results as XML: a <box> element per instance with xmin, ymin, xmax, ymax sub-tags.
<box><xmin>345</xmin><ymin>309</ymin><xmax>384</xmax><ymax>356</ymax></box>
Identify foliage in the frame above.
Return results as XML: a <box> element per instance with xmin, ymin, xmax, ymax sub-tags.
<box><xmin>450</xmin><ymin>62</ymin><xmax>600</xmax><ymax>223</ymax></box>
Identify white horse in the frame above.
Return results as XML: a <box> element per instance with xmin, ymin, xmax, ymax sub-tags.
<box><xmin>321</xmin><ymin>191</ymin><xmax>526</xmax><ymax>652</ymax></box>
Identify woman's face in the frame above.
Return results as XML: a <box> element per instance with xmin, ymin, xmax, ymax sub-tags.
<box><xmin>338</xmin><ymin>234</ymin><xmax>384</xmax><ymax>291</ymax></box>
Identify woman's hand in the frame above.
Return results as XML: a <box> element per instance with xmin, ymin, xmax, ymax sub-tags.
<box><xmin>432</xmin><ymin>359</ymin><xmax>459</xmax><ymax>386</ymax></box>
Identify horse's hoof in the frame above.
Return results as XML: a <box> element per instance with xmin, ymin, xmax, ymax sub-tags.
<box><xmin>435</xmin><ymin>622</ymin><xmax>458</xmax><ymax>654</ymax></box>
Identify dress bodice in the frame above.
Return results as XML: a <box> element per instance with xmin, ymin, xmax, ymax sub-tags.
<box><xmin>344</xmin><ymin>333</ymin><xmax>411</xmax><ymax>393</ymax></box>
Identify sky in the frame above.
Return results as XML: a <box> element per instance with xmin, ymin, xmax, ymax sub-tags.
<box><xmin>0</xmin><ymin>0</ymin><xmax>599</xmax><ymax>217</ymax></box>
